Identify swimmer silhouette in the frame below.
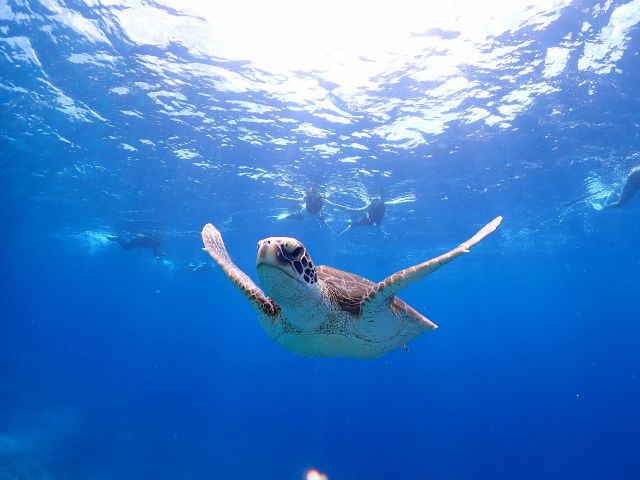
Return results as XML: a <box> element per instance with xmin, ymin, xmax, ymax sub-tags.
<box><xmin>107</xmin><ymin>232</ymin><xmax>164</xmax><ymax>259</ymax></box>
<box><xmin>335</xmin><ymin>196</ymin><xmax>386</xmax><ymax>237</ymax></box>
<box><xmin>280</xmin><ymin>187</ymin><xmax>328</xmax><ymax>225</ymax></box>
<box><xmin>606</xmin><ymin>166</ymin><xmax>640</xmax><ymax>209</ymax></box>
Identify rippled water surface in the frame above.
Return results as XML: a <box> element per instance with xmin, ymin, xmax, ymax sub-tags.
<box><xmin>2</xmin><ymin>1</ymin><xmax>640</xmax><ymax>479</ymax></box>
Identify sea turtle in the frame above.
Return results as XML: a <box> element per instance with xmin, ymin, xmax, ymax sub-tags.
<box><xmin>201</xmin><ymin>216</ymin><xmax>502</xmax><ymax>359</ymax></box>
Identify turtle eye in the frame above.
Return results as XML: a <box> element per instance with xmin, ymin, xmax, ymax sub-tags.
<box><xmin>284</xmin><ymin>245</ymin><xmax>304</xmax><ymax>260</ymax></box>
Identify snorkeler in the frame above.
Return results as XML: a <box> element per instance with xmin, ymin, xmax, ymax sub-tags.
<box><xmin>279</xmin><ymin>187</ymin><xmax>328</xmax><ymax>225</ymax></box>
<box><xmin>605</xmin><ymin>165</ymin><xmax>640</xmax><ymax>209</ymax></box>
<box><xmin>107</xmin><ymin>232</ymin><xmax>165</xmax><ymax>259</ymax></box>
<box><xmin>334</xmin><ymin>196</ymin><xmax>386</xmax><ymax>237</ymax></box>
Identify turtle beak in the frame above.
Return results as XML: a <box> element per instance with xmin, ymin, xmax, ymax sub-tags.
<box><xmin>256</xmin><ymin>239</ymin><xmax>276</xmax><ymax>267</ymax></box>
<box><xmin>256</xmin><ymin>236</ymin><xmax>304</xmax><ymax>273</ymax></box>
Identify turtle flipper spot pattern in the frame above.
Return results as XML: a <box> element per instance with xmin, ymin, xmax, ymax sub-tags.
<box><xmin>201</xmin><ymin>224</ymin><xmax>281</xmax><ymax>318</ymax></box>
<box><xmin>361</xmin><ymin>216</ymin><xmax>502</xmax><ymax>320</ymax></box>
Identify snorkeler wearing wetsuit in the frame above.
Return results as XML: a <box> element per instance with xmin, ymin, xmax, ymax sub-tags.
<box><xmin>282</xmin><ymin>187</ymin><xmax>327</xmax><ymax>223</ymax></box>
<box><xmin>336</xmin><ymin>196</ymin><xmax>386</xmax><ymax>236</ymax></box>
<box><xmin>107</xmin><ymin>232</ymin><xmax>164</xmax><ymax>259</ymax></box>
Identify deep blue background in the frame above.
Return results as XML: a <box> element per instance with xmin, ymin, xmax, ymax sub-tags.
<box><xmin>2</xmin><ymin>1</ymin><xmax>640</xmax><ymax>479</ymax></box>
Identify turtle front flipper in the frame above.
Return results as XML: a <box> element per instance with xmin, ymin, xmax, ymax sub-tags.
<box><xmin>201</xmin><ymin>224</ymin><xmax>281</xmax><ymax>319</ymax></box>
<box><xmin>361</xmin><ymin>216</ymin><xmax>502</xmax><ymax>318</ymax></box>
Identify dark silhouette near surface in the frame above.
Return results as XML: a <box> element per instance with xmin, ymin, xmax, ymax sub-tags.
<box><xmin>280</xmin><ymin>187</ymin><xmax>328</xmax><ymax>225</ymax></box>
<box><xmin>107</xmin><ymin>233</ymin><xmax>164</xmax><ymax>259</ymax></box>
<box><xmin>606</xmin><ymin>166</ymin><xmax>640</xmax><ymax>209</ymax></box>
<box><xmin>333</xmin><ymin>196</ymin><xmax>386</xmax><ymax>236</ymax></box>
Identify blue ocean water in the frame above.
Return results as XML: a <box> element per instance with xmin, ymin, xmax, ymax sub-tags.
<box><xmin>2</xmin><ymin>0</ymin><xmax>640</xmax><ymax>478</ymax></box>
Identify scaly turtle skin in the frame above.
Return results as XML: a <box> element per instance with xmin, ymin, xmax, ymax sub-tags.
<box><xmin>201</xmin><ymin>216</ymin><xmax>502</xmax><ymax>359</ymax></box>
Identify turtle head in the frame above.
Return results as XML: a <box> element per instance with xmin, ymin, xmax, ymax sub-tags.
<box><xmin>256</xmin><ymin>236</ymin><xmax>319</xmax><ymax>306</ymax></box>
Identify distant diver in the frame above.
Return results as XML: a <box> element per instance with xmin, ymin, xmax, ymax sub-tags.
<box><xmin>279</xmin><ymin>187</ymin><xmax>329</xmax><ymax>225</ymax></box>
<box><xmin>107</xmin><ymin>232</ymin><xmax>164</xmax><ymax>259</ymax></box>
<box><xmin>186</xmin><ymin>261</ymin><xmax>215</xmax><ymax>273</ymax></box>
<box><xmin>335</xmin><ymin>196</ymin><xmax>386</xmax><ymax>237</ymax></box>
<box><xmin>605</xmin><ymin>165</ymin><xmax>640</xmax><ymax>209</ymax></box>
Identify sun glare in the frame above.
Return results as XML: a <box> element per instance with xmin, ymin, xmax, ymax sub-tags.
<box><xmin>146</xmin><ymin>0</ymin><xmax>571</xmax><ymax>96</ymax></box>
<box><xmin>305</xmin><ymin>468</ymin><xmax>329</xmax><ymax>480</ymax></box>
<box><xmin>172</xmin><ymin>1</ymin><xmax>566</xmax><ymax>58</ymax></box>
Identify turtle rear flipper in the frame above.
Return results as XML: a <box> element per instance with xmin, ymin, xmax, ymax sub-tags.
<box><xmin>361</xmin><ymin>216</ymin><xmax>502</xmax><ymax>319</ymax></box>
<box><xmin>201</xmin><ymin>224</ymin><xmax>281</xmax><ymax>318</ymax></box>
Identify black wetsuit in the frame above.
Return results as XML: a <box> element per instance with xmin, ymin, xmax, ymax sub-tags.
<box><xmin>108</xmin><ymin>233</ymin><xmax>164</xmax><ymax>258</ymax></box>
<box><xmin>351</xmin><ymin>198</ymin><xmax>385</xmax><ymax>227</ymax></box>
<box><xmin>305</xmin><ymin>189</ymin><xmax>324</xmax><ymax>216</ymax></box>
<box><xmin>285</xmin><ymin>188</ymin><xmax>325</xmax><ymax>220</ymax></box>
